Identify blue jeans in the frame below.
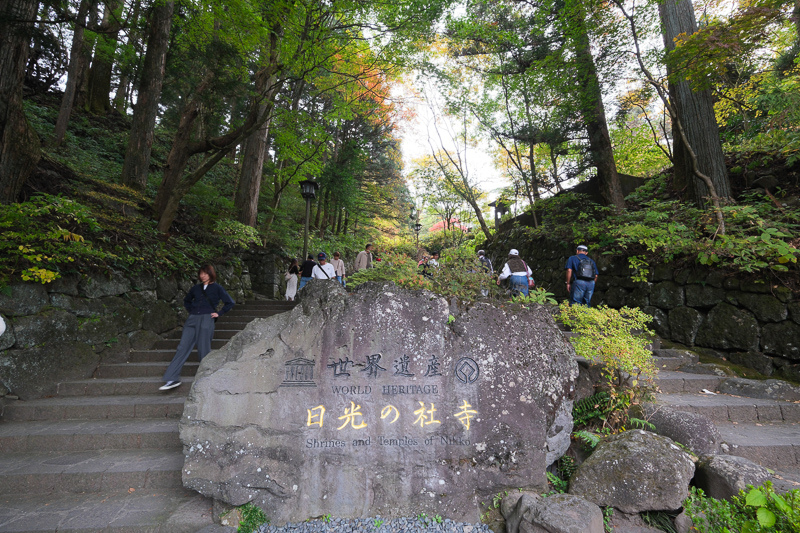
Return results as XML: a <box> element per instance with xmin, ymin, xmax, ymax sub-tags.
<box><xmin>336</xmin><ymin>275</ymin><xmax>345</xmax><ymax>287</ymax></box>
<box><xmin>509</xmin><ymin>275</ymin><xmax>529</xmax><ymax>297</ymax></box>
<box><xmin>570</xmin><ymin>279</ymin><xmax>595</xmax><ymax>306</ymax></box>
<box><xmin>299</xmin><ymin>276</ymin><xmax>312</xmax><ymax>289</ymax></box>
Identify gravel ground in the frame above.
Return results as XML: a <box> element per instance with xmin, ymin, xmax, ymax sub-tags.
<box><xmin>258</xmin><ymin>516</ymin><xmax>492</xmax><ymax>533</ymax></box>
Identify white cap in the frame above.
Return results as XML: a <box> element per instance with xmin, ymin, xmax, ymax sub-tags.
<box><xmin>509</xmin><ymin>249</ymin><xmax>519</xmax><ymax>256</ymax></box>
<box><xmin>577</xmin><ymin>245</ymin><xmax>588</xmax><ymax>251</ymax></box>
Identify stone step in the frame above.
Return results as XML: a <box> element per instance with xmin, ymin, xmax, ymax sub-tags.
<box><xmin>128</xmin><ymin>349</ymin><xmax>182</xmax><ymax>362</ymax></box>
<box><xmin>0</xmin><ymin>449</ymin><xmax>185</xmax><ymax>495</ymax></box>
<box><xmin>221</xmin><ymin>309</ymin><xmax>287</xmax><ymax>318</ymax></box>
<box><xmin>656</xmin><ymin>392</ymin><xmax>800</xmax><ymax>423</ymax></box>
<box><xmin>716</xmin><ymin>422</ymin><xmax>800</xmax><ymax>473</ymax></box>
<box><xmin>95</xmin><ymin>362</ymin><xmax>198</xmax><ymax>379</ymax></box>
<box><xmin>152</xmin><ymin>338</ymin><xmax>227</xmax><ymax>350</ymax></box>
<box><xmin>0</xmin><ymin>419</ymin><xmax>180</xmax><ymax>452</ymax></box>
<box><xmin>655</xmin><ymin>371</ymin><xmax>725</xmax><ymax>394</ymax></box>
<box><xmin>653</xmin><ymin>356</ymin><xmax>683</xmax><ymax>371</ymax></box>
<box><xmin>2</xmin><ymin>395</ymin><xmax>185</xmax><ymax>422</ymax></box>
<box><xmin>211</xmin><ymin>320</ymin><xmax>251</xmax><ymax>329</ymax></box>
<box><xmin>165</xmin><ymin>329</ymin><xmax>241</xmax><ymax>340</ymax></box>
<box><xmin>0</xmin><ymin>488</ymin><xmax>213</xmax><ymax>533</ymax></box>
<box><xmin>56</xmin><ymin>377</ymin><xmax>194</xmax><ymax>397</ymax></box>
<box><xmin>235</xmin><ymin>303</ymin><xmax>295</xmax><ymax>310</ymax></box>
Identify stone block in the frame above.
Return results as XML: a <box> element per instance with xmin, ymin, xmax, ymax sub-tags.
<box><xmin>726</xmin><ymin>351</ymin><xmax>774</xmax><ymax>376</ymax></box>
<box><xmin>0</xmin><ymin>341</ymin><xmax>98</xmax><ymax>399</ymax></box>
<box><xmin>11</xmin><ymin>309</ymin><xmax>78</xmax><ymax>348</ymax></box>
<box><xmin>130</xmin><ymin>272</ymin><xmax>157</xmax><ymax>291</ymax></box>
<box><xmin>705</xmin><ymin>271</ymin><xmax>726</xmax><ymax>288</ymax></box>
<box><xmin>718</xmin><ymin>377</ymin><xmax>800</xmax><ymax>401</ymax></box>
<box><xmin>156</xmin><ymin>277</ymin><xmax>179</xmax><ymax>302</ymax></box>
<box><xmin>668</xmin><ymin>307</ymin><xmax>704</xmax><ymax>346</ymax></box>
<box><xmin>77</xmin><ymin>301</ymin><xmax>143</xmax><ymax>345</ymax></box>
<box><xmin>685</xmin><ymin>285</ymin><xmax>725</xmax><ymax>309</ymax></box>
<box><xmin>726</xmin><ymin>292</ymin><xmax>787</xmax><ymax>323</ymax></box>
<box><xmin>695</xmin><ymin>303</ymin><xmax>759</xmax><ymax>352</ymax></box>
<box><xmin>776</xmin><ymin>362</ymin><xmax>800</xmax><ymax>382</ymax></box>
<box><xmin>141</xmin><ymin>300</ymin><xmax>180</xmax><ymax>334</ymax></box>
<box><xmin>569</xmin><ymin>430</ymin><xmax>695</xmax><ymax>513</ymax></box>
<box><xmin>643</xmin><ymin>306</ymin><xmax>670</xmax><ymax>339</ymax></box>
<box><xmin>78</xmin><ymin>271</ymin><xmax>131</xmax><ymax>298</ymax></box>
<box><xmin>739</xmin><ymin>280</ymin><xmax>772</xmax><ymax>294</ymax></box>
<box><xmin>45</xmin><ymin>274</ymin><xmax>81</xmax><ymax>295</ymax></box>
<box><xmin>788</xmin><ymin>302</ymin><xmax>800</xmax><ymax>325</ymax></box>
<box><xmin>128</xmin><ymin>329</ymin><xmax>163</xmax><ymax>350</ymax></box>
<box><xmin>603</xmin><ymin>286</ymin><xmax>628</xmax><ymax>308</ymax></box>
<box><xmin>651</xmin><ymin>264</ymin><xmax>674</xmax><ymax>282</ymax></box>
<box><xmin>761</xmin><ymin>322</ymin><xmax>800</xmax><ymax>360</ymax></box>
<box><xmin>623</xmin><ymin>285</ymin><xmax>651</xmax><ymax>308</ymax></box>
<box><xmin>0</xmin><ymin>284</ymin><xmax>49</xmax><ymax>316</ymax></box>
<box><xmin>126</xmin><ymin>290</ymin><xmax>157</xmax><ymax>310</ymax></box>
<box><xmin>650</xmin><ymin>282</ymin><xmax>684</xmax><ymax>310</ymax></box>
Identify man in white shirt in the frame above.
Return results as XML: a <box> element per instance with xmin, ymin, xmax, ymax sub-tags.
<box><xmin>312</xmin><ymin>252</ymin><xmax>337</xmax><ymax>280</ymax></box>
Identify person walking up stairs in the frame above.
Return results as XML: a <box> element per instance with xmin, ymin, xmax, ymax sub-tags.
<box><xmin>0</xmin><ymin>298</ymin><xmax>296</xmax><ymax>532</ymax></box>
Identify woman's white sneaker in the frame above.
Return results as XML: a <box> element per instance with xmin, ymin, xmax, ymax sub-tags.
<box><xmin>159</xmin><ymin>381</ymin><xmax>181</xmax><ymax>390</ymax></box>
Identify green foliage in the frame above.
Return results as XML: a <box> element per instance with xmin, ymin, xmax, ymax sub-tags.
<box><xmin>573</xmin><ymin>429</ymin><xmax>601</xmax><ymax>450</ymax></box>
<box><xmin>347</xmin><ymin>252</ymin><xmax>431</xmax><ymax>291</ymax></box>
<box><xmin>510</xmin><ymin>288</ymin><xmax>557</xmax><ymax>305</ymax></box>
<box><xmin>603</xmin><ymin>507</ymin><xmax>615</xmax><ymax>533</ymax></box>
<box><xmin>572</xmin><ymin>391</ymin><xmax>614</xmax><ymax>427</ymax></box>
<box><xmin>558</xmin><ymin>303</ymin><xmax>657</xmax><ymax>389</ymax></box>
<box><xmin>373</xmin><ymin>518</ymin><xmax>384</xmax><ymax>528</ymax></box>
<box><xmin>641</xmin><ymin>510</ymin><xmax>678</xmax><ymax>533</ymax></box>
<box><xmin>237</xmin><ymin>503</ymin><xmax>268</xmax><ymax>533</ymax></box>
<box><xmin>433</xmin><ymin>515</ymin><xmax>444</xmax><ymax>524</ymax></box>
<box><xmin>684</xmin><ymin>482</ymin><xmax>800</xmax><ymax>532</ymax></box>
<box><xmin>426</xmin><ymin>247</ymin><xmax>494</xmax><ymax>300</ymax></box>
<box><xmin>545</xmin><ymin>456</ymin><xmax>576</xmax><ymax>494</ymax></box>
<box><xmin>610</xmin><ymin>124</ymin><xmax>671</xmax><ymax>178</ymax></box>
<box><xmin>214</xmin><ymin>219</ymin><xmax>262</xmax><ymax>249</ymax></box>
<box><xmin>0</xmin><ymin>194</ymin><xmax>114</xmax><ymax>286</ymax></box>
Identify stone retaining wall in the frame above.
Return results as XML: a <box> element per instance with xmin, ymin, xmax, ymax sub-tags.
<box><xmin>0</xmin><ymin>264</ymin><xmax>252</xmax><ymax>400</ymax></box>
<box><xmin>485</xmin><ymin>238</ymin><xmax>800</xmax><ymax>382</ymax></box>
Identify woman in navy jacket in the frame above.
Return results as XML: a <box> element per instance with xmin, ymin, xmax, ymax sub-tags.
<box><xmin>160</xmin><ymin>264</ymin><xmax>234</xmax><ymax>390</ymax></box>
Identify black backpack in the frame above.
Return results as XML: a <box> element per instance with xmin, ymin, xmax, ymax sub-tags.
<box><xmin>576</xmin><ymin>257</ymin><xmax>594</xmax><ymax>280</ymax></box>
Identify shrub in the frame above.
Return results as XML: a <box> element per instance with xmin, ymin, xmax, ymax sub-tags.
<box><xmin>347</xmin><ymin>251</ymin><xmax>431</xmax><ymax>291</ymax></box>
<box><xmin>684</xmin><ymin>482</ymin><xmax>800</xmax><ymax>532</ymax></box>
<box><xmin>214</xmin><ymin>219</ymin><xmax>262</xmax><ymax>249</ymax></box>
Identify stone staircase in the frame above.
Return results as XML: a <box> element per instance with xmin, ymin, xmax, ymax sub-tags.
<box><xmin>0</xmin><ymin>299</ymin><xmax>296</xmax><ymax>533</ymax></box>
<box><xmin>653</xmin><ymin>350</ymin><xmax>800</xmax><ymax>476</ymax></box>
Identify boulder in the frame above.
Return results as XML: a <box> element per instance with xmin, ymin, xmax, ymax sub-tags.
<box><xmin>761</xmin><ymin>321</ymin><xmax>800</xmax><ymax>360</ymax></box>
<box><xmin>695</xmin><ymin>303</ymin><xmax>759</xmax><ymax>352</ymax></box>
<box><xmin>141</xmin><ymin>300</ymin><xmax>180</xmax><ymax>334</ymax></box>
<box><xmin>503</xmin><ymin>492</ymin><xmax>604</xmax><ymax>533</ymax></box>
<box><xmin>0</xmin><ymin>341</ymin><xmax>98</xmax><ymax>399</ymax></box>
<box><xmin>727</xmin><ymin>292</ymin><xmax>787</xmax><ymax>323</ymax></box>
<box><xmin>180</xmin><ymin>282</ymin><xmax>578</xmax><ymax>524</ymax></box>
<box><xmin>79</xmin><ymin>271</ymin><xmax>131</xmax><ymax>298</ymax></box>
<box><xmin>668</xmin><ymin>307</ymin><xmax>704</xmax><ymax>346</ymax></box>
<box><xmin>650</xmin><ymin>282</ymin><xmax>684</xmax><ymax>310</ymax></box>
<box><xmin>568</xmin><ymin>430</ymin><xmax>695</xmax><ymax>513</ymax></box>
<box><xmin>10</xmin><ymin>309</ymin><xmax>78</xmax><ymax>348</ymax></box>
<box><xmin>0</xmin><ymin>283</ymin><xmax>49</xmax><ymax>316</ymax></box>
<box><xmin>130</xmin><ymin>272</ymin><xmax>157</xmax><ymax>291</ymax></box>
<box><xmin>717</xmin><ymin>378</ymin><xmax>800</xmax><ymax>401</ymax></box>
<box><xmin>639</xmin><ymin>405</ymin><xmax>720</xmax><ymax>455</ymax></box>
<box><xmin>694</xmin><ymin>455</ymin><xmax>770</xmax><ymax>500</ymax></box>
<box><xmin>674</xmin><ymin>510</ymin><xmax>693</xmax><ymax>533</ymax></box>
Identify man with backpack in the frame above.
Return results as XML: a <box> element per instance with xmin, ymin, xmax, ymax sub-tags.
<box><xmin>565</xmin><ymin>244</ymin><xmax>598</xmax><ymax>306</ymax></box>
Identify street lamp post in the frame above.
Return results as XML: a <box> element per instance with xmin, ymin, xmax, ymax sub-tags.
<box><xmin>299</xmin><ymin>179</ymin><xmax>319</xmax><ymax>260</ymax></box>
<box><xmin>414</xmin><ymin>222</ymin><xmax>422</xmax><ymax>249</ymax></box>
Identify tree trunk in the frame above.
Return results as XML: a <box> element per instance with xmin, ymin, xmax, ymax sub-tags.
<box><xmin>53</xmin><ymin>0</ymin><xmax>91</xmax><ymax>147</ymax></box>
<box><xmin>0</xmin><ymin>0</ymin><xmax>41</xmax><ymax>203</ymax></box>
<box><xmin>566</xmin><ymin>0</ymin><xmax>625</xmax><ymax>209</ymax></box>
<box><xmin>112</xmin><ymin>0</ymin><xmax>141</xmax><ymax>114</ymax></box>
<box><xmin>120</xmin><ymin>0</ymin><xmax>174</xmax><ymax>191</ymax></box>
<box><xmin>659</xmin><ymin>0</ymin><xmax>731</xmax><ymax>204</ymax></box>
<box><xmin>86</xmin><ymin>0</ymin><xmax>122</xmax><ymax>115</ymax></box>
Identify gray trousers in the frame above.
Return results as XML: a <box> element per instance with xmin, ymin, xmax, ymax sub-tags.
<box><xmin>162</xmin><ymin>314</ymin><xmax>215</xmax><ymax>382</ymax></box>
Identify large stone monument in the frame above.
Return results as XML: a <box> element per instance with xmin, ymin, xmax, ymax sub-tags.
<box><xmin>180</xmin><ymin>282</ymin><xmax>578</xmax><ymax>524</ymax></box>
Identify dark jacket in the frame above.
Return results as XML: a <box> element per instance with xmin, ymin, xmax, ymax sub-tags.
<box><xmin>183</xmin><ymin>283</ymin><xmax>235</xmax><ymax>316</ymax></box>
<box><xmin>301</xmin><ymin>260</ymin><xmax>317</xmax><ymax>277</ymax></box>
